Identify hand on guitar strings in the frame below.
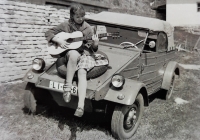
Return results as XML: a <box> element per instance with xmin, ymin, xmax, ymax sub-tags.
<box><xmin>56</xmin><ymin>38</ymin><xmax>70</xmax><ymax>49</ymax></box>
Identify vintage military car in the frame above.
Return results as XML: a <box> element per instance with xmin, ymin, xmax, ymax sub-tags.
<box><xmin>23</xmin><ymin>12</ymin><xmax>180</xmax><ymax>139</ymax></box>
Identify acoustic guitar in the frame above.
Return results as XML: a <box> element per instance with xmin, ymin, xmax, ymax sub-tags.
<box><xmin>48</xmin><ymin>31</ymin><xmax>120</xmax><ymax>55</ymax></box>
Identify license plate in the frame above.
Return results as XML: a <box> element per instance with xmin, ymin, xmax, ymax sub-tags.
<box><xmin>49</xmin><ymin>81</ymin><xmax>78</xmax><ymax>95</ymax></box>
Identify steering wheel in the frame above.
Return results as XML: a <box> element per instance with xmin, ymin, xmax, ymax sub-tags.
<box><xmin>119</xmin><ymin>42</ymin><xmax>138</xmax><ymax>49</ymax></box>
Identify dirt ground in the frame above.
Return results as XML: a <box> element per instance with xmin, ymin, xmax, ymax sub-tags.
<box><xmin>0</xmin><ymin>51</ymin><xmax>200</xmax><ymax>140</ymax></box>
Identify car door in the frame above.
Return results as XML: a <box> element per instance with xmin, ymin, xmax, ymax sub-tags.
<box><xmin>139</xmin><ymin>33</ymin><xmax>158</xmax><ymax>94</ymax></box>
<box><xmin>154</xmin><ymin>32</ymin><xmax>169</xmax><ymax>92</ymax></box>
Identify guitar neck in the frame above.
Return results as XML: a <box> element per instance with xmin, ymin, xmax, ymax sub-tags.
<box><xmin>74</xmin><ymin>33</ymin><xmax>108</xmax><ymax>42</ymax></box>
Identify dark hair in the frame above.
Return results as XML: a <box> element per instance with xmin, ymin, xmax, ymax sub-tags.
<box><xmin>70</xmin><ymin>4</ymin><xmax>85</xmax><ymax>20</ymax></box>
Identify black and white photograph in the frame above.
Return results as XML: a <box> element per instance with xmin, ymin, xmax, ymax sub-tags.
<box><xmin>0</xmin><ymin>0</ymin><xmax>200</xmax><ymax>139</ymax></box>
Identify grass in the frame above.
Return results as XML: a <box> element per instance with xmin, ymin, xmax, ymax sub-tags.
<box><xmin>1</xmin><ymin>51</ymin><xmax>200</xmax><ymax>140</ymax></box>
<box><xmin>0</xmin><ymin>83</ymin><xmax>114</xmax><ymax>140</ymax></box>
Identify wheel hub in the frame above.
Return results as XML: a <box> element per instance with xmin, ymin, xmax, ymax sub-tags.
<box><xmin>124</xmin><ymin>108</ymin><xmax>137</xmax><ymax>129</ymax></box>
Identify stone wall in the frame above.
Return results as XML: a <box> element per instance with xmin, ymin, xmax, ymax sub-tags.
<box><xmin>0</xmin><ymin>0</ymin><xmax>81</xmax><ymax>83</ymax></box>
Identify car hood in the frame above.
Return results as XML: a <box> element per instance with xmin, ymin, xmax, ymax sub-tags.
<box><xmin>39</xmin><ymin>44</ymin><xmax>140</xmax><ymax>91</ymax></box>
<box><xmin>87</xmin><ymin>44</ymin><xmax>140</xmax><ymax>90</ymax></box>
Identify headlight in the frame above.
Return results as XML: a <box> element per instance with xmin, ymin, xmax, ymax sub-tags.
<box><xmin>32</xmin><ymin>58</ymin><xmax>45</xmax><ymax>71</ymax></box>
<box><xmin>111</xmin><ymin>74</ymin><xmax>125</xmax><ymax>88</ymax></box>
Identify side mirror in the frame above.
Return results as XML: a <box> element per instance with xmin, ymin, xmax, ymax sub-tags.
<box><xmin>149</xmin><ymin>41</ymin><xmax>155</xmax><ymax>48</ymax></box>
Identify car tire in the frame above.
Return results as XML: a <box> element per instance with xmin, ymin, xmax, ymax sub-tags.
<box><xmin>24</xmin><ymin>83</ymin><xmax>52</xmax><ymax>113</ymax></box>
<box><xmin>165</xmin><ymin>73</ymin><xmax>176</xmax><ymax>100</ymax></box>
<box><xmin>111</xmin><ymin>93</ymin><xmax>144</xmax><ymax>140</ymax></box>
<box><xmin>24</xmin><ymin>85</ymin><xmax>37</xmax><ymax>113</ymax></box>
<box><xmin>56</xmin><ymin>50</ymin><xmax>109</xmax><ymax>79</ymax></box>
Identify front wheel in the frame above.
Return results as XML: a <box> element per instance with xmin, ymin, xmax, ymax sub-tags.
<box><xmin>111</xmin><ymin>93</ymin><xmax>144</xmax><ymax>140</ymax></box>
<box><xmin>23</xmin><ymin>83</ymin><xmax>52</xmax><ymax>113</ymax></box>
<box><xmin>24</xmin><ymin>84</ymin><xmax>37</xmax><ymax>113</ymax></box>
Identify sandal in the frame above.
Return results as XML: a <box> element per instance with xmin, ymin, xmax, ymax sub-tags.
<box><xmin>74</xmin><ymin>107</ymin><xmax>84</xmax><ymax>117</ymax></box>
<box><xmin>63</xmin><ymin>84</ymin><xmax>71</xmax><ymax>103</ymax></box>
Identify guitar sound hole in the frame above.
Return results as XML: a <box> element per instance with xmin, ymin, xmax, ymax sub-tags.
<box><xmin>67</xmin><ymin>38</ymin><xmax>74</xmax><ymax>43</ymax></box>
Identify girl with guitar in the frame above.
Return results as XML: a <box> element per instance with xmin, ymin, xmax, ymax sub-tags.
<box><xmin>45</xmin><ymin>4</ymin><xmax>108</xmax><ymax>117</ymax></box>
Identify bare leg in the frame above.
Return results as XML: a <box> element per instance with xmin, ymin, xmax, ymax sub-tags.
<box><xmin>66</xmin><ymin>50</ymin><xmax>81</xmax><ymax>86</ymax></box>
<box><xmin>74</xmin><ymin>68</ymin><xmax>87</xmax><ymax>117</ymax></box>
<box><xmin>77</xmin><ymin>68</ymin><xmax>87</xmax><ymax>109</ymax></box>
<box><xmin>63</xmin><ymin>50</ymin><xmax>80</xmax><ymax>103</ymax></box>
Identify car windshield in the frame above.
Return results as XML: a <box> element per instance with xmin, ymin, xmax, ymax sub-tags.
<box><xmin>88</xmin><ymin>22</ymin><xmax>160</xmax><ymax>52</ymax></box>
<box><xmin>98</xmin><ymin>26</ymin><xmax>146</xmax><ymax>49</ymax></box>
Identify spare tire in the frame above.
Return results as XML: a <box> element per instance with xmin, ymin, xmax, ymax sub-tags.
<box><xmin>56</xmin><ymin>50</ymin><xmax>109</xmax><ymax>79</ymax></box>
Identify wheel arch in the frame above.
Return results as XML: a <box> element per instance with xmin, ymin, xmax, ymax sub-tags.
<box><xmin>161</xmin><ymin>61</ymin><xmax>180</xmax><ymax>90</ymax></box>
<box><xmin>104</xmin><ymin>79</ymin><xmax>149</xmax><ymax>106</ymax></box>
<box><xmin>139</xmin><ymin>87</ymin><xmax>149</xmax><ymax>106</ymax></box>
<box><xmin>25</xmin><ymin>82</ymin><xmax>52</xmax><ymax>103</ymax></box>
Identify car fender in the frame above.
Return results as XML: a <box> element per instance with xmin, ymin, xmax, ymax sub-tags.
<box><xmin>23</xmin><ymin>63</ymin><xmax>53</xmax><ymax>84</ymax></box>
<box><xmin>104</xmin><ymin>78</ymin><xmax>148</xmax><ymax>106</ymax></box>
<box><xmin>23</xmin><ymin>68</ymin><xmax>42</xmax><ymax>84</ymax></box>
<box><xmin>22</xmin><ymin>69</ymin><xmax>40</xmax><ymax>83</ymax></box>
<box><xmin>161</xmin><ymin>61</ymin><xmax>180</xmax><ymax>90</ymax></box>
